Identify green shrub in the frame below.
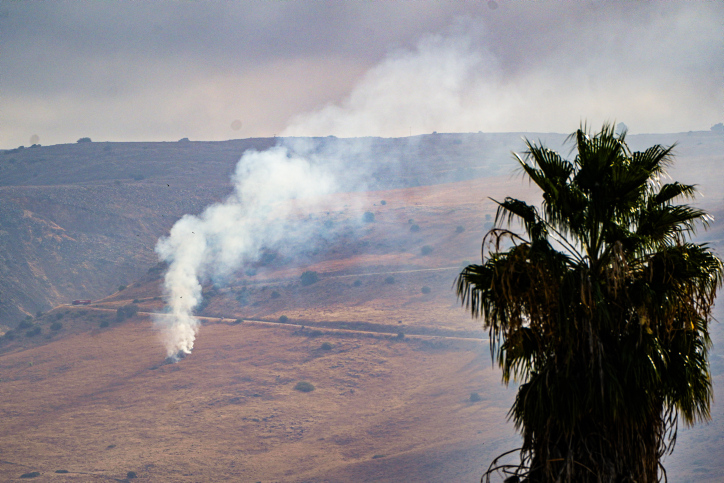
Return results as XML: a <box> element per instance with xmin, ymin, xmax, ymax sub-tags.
<box><xmin>279</xmin><ymin>315</ymin><xmax>289</xmax><ymax>323</ymax></box>
<box><xmin>320</xmin><ymin>342</ymin><xmax>333</xmax><ymax>350</ymax></box>
<box><xmin>455</xmin><ymin>225</ymin><xmax>465</xmax><ymax>233</ymax></box>
<box><xmin>76</xmin><ymin>137</ymin><xmax>92</xmax><ymax>143</ymax></box>
<box><xmin>18</xmin><ymin>320</ymin><xmax>33</xmax><ymax>329</ymax></box>
<box><xmin>126</xmin><ymin>471</ymin><xmax>137</xmax><ymax>479</ymax></box>
<box><xmin>470</xmin><ymin>392</ymin><xmax>482</xmax><ymax>402</ymax></box>
<box><xmin>116</xmin><ymin>304</ymin><xmax>139</xmax><ymax>322</ymax></box>
<box><xmin>363</xmin><ymin>211</ymin><xmax>375</xmax><ymax>223</ymax></box>
<box><xmin>353</xmin><ymin>279</ymin><xmax>362</xmax><ymax>287</ymax></box>
<box><xmin>118</xmin><ymin>285</ymin><xmax>127</xmax><ymax>292</ymax></box>
<box><xmin>271</xmin><ymin>290</ymin><xmax>280</xmax><ymax>299</ymax></box>
<box><xmin>55</xmin><ymin>312</ymin><xmax>64</xmax><ymax>320</ymax></box>
<box><xmin>50</xmin><ymin>322</ymin><xmax>63</xmax><ymax>331</ymax></box>
<box><xmin>385</xmin><ymin>276</ymin><xmax>395</xmax><ymax>284</ymax></box>
<box><xmin>300</xmin><ymin>270</ymin><xmax>319</xmax><ymax>286</ymax></box>
<box><xmin>2</xmin><ymin>330</ymin><xmax>16</xmax><ymax>341</ymax></box>
<box><xmin>35</xmin><ymin>310</ymin><xmax>44</xmax><ymax>318</ymax></box>
<box><xmin>26</xmin><ymin>326</ymin><xmax>41</xmax><ymax>337</ymax></box>
<box><xmin>421</xmin><ymin>286</ymin><xmax>431</xmax><ymax>294</ymax></box>
<box><xmin>55</xmin><ymin>470</ymin><xmax>69</xmax><ymax>474</ymax></box>
<box><xmin>294</xmin><ymin>381</ymin><xmax>315</xmax><ymax>392</ymax></box>
<box><xmin>100</xmin><ymin>320</ymin><xmax>110</xmax><ymax>328</ymax></box>
<box><xmin>233</xmin><ymin>318</ymin><xmax>243</xmax><ymax>325</ymax></box>
<box><xmin>421</xmin><ymin>245</ymin><xmax>433</xmax><ymax>256</ymax></box>
<box><xmin>396</xmin><ymin>331</ymin><xmax>405</xmax><ymax>340</ymax></box>
<box><xmin>410</xmin><ymin>224</ymin><xmax>420</xmax><ymax>233</ymax></box>
<box><xmin>132</xmin><ymin>298</ymin><xmax>141</xmax><ymax>303</ymax></box>
<box><xmin>20</xmin><ymin>472</ymin><xmax>40</xmax><ymax>478</ymax></box>
<box><xmin>380</xmin><ymin>200</ymin><xmax>387</xmax><ymax>205</ymax></box>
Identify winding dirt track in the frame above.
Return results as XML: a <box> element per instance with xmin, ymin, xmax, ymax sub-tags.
<box><xmin>64</xmin><ymin>305</ymin><xmax>487</xmax><ymax>343</ymax></box>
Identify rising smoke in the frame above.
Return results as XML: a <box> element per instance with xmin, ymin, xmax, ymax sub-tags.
<box><xmin>154</xmin><ymin>31</ymin><xmax>498</xmax><ymax>358</ymax></box>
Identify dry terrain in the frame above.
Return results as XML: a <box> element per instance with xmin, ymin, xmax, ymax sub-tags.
<box><xmin>0</xmin><ymin>132</ymin><xmax>723</xmax><ymax>481</ymax></box>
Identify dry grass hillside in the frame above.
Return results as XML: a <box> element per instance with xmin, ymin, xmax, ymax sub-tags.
<box><xmin>0</xmin><ymin>131</ymin><xmax>722</xmax><ymax>481</ymax></box>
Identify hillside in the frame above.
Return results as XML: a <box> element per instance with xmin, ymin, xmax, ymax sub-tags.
<box><xmin>0</xmin><ymin>131</ymin><xmax>722</xmax><ymax>481</ymax></box>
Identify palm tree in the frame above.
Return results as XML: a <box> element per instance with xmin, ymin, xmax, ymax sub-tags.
<box><xmin>457</xmin><ymin>124</ymin><xmax>722</xmax><ymax>482</ymax></box>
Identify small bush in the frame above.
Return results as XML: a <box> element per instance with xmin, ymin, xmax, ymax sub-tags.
<box><xmin>470</xmin><ymin>392</ymin><xmax>482</xmax><ymax>402</ymax></box>
<box><xmin>118</xmin><ymin>285</ymin><xmax>127</xmax><ymax>292</ymax></box>
<box><xmin>421</xmin><ymin>245</ymin><xmax>433</xmax><ymax>256</ymax></box>
<box><xmin>294</xmin><ymin>381</ymin><xmax>315</xmax><ymax>392</ymax></box>
<box><xmin>279</xmin><ymin>315</ymin><xmax>289</xmax><ymax>323</ymax></box>
<box><xmin>233</xmin><ymin>318</ymin><xmax>242</xmax><ymax>325</ymax></box>
<box><xmin>50</xmin><ymin>322</ymin><xmax>63</xmax><ymax>331</ymax></box>
<box><xmin>380</xmin><ymin>200</ymin><xmax>387</xmax><ymax>205</ymax></box>
<box><xmin>320</xmin><ymin>342</ymin><xmax>333</xmax><ymax>350</ymax></box>
<box><xmin>77</xmin><ymin>137</ymin><xmax>92</xmax><ymax>143</ymax></box>
<box><xmin>300</xmin><ymin>270</ymin><xmax>319</xmax><ymax>286</ymax></box>
<box><xmin>353</xmin><ymin>279</ymin><xmax>362</xmax><ymax>287</ymax></box>
<box><xmin>20</xmin><ymin>472</ymin><xmax>40</xmax><ymax>478</ymax></box>
<box><xmin>127</xmin><ymin>471</ymin><xmax>137</xmax><ymax>479</ymax></box>
<box><xmin>100</xmin><ymin>320</ymin><xmax>110</xmax><ymax>328</ymax></box>
<box><xmin>18</xmin><ymin>320</ymin><xmax>33</xmax><ymax>329</ymax></box>
<box><xmin>396</xmin><ymin>331</ymin><xmax>405</xmax><ymax>340</ymax></box>
<box><xmin>270</xmin><ymin>290</ymin><xmax>280</xmax><ymax>299</ymax></box>
<box><xmin>455</xmin><ymin>225</ymin><xmax>465</xmax><ymax>233</ymax></box>
<box><xmin>36</xmin><ymin>310</ymin><xmax>44</xmax><ymax>318</ymax></box>
<box><xmin>26</xmin><ymin>326</ymin><xmax>41</xmax><ymax>337</ymax></box>
<box><xmin>132</xmin><ymin>298</ymin><xmax>141</xmax><ymax>303</ymax></box>
<box><xmin>2</xmin><ymin>330</ymin><xmax>16</xmax><ymax>341</ymax></box>
<box><xmin>410</xmin><ymin>224</ymin><xmax>420</xmax><ymax>233</ymax></box>
<box><xmin>55</xmin><ymin>470</ymin><xmax>69</xmax><ymax>473</ymax></box>
<box><xmin>116</xmin><ymin>304</ymin><xmax>139</xmax><ymax>322</ymax></box>
<box><xmin>421</xmin><ymin>286</ymin><xmax>431</xmax><ymax>294</ymax></box>
<box><xmin>384</xmin><ymin>276</ymin><xmax>395</xmax><ymax>284</ymax></box>
<box><xmin>363</xmin><ymin>211</ymin><xmax>375</xmax><ymax>223</ymax></box>
<box><xmin>55</xmin><ymin>312</ymin><xmax>64</xmax><ymax>320</ymax></box>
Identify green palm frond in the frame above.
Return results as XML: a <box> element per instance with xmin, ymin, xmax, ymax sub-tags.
<box><xmin>463</xmin><ymin>123</ymin><xmax>723</xmax><ymax>483</ymax></box>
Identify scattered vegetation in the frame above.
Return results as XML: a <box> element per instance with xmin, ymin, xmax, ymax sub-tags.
<box><xmin>300</xmin><ymin>270</ymin><xmax>319</xmax><ymax>286</ymax></box>
<box><xmin>17</xmin><ymin>319</ymin><xmax>33</xmax><ymax>330</ymax></box>
<box><xmin>294</xmin><ymin>381</ymin><xmax>315</xmax><ymax>392</ymax></box>
<box><xmin>25</xmin><ymin>326</ymin><xmax>41</xmax><ymax>337</ymax></box>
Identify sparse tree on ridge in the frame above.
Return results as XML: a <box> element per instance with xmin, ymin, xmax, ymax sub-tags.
<box><xmin>456</xmin><ymin>124</ymin><xmax>722</xmax><ymax>482</ymax></box>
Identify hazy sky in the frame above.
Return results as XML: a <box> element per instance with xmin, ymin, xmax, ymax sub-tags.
<box><xmin>1</xmin><ymin>1</ymin><xmax>722</xmax><ymax>147</ymax></box>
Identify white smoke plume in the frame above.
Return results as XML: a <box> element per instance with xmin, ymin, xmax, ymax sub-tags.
<box><xmin>154</xmin><ymin>147</ymin><xmax>337</xmax><ymax>358</ymax></box>
<box><xmin>154</xmin><ymin>31</ymin><xmax>500</xmax><ymax>358</ymax></box>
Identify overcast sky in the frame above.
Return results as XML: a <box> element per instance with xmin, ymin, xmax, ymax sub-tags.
<box><xmin>1</xmin><ymin>1</ymin><xmax>722</xmax><ymax>147</ymax></box>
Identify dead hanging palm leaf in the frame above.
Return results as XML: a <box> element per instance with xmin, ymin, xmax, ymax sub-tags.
<box><xmin>457</xmin><ymin>123</ymin><xmax>723</xmax><ymax>483</ymax></box>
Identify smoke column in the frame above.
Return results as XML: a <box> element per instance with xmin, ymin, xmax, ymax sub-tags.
<box><xmin>154</xmin><ymin>147</ymin><xmax>336</xmax><ymax>357</ymax></box>
<box><xmin>154</xmin><ymin>31</ymin><xmax>489</xmax><ymax>358</ymax></box>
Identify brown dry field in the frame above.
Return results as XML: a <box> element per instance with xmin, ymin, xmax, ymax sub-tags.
<box><xmin>1</xmin><ymin>175</ymin><xmax>723</xmax><ymax>481</ymax></box>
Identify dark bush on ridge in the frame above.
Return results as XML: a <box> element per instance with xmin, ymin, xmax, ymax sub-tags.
<box><xmin>300</xmin><ymin>271</ymin><xmax>319</xmax><ymax>286</ymax></box>
<box><xmin>279</xmin><ymin>315</ymin><xmax>289</xmax><ymax>323</ymax></box>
